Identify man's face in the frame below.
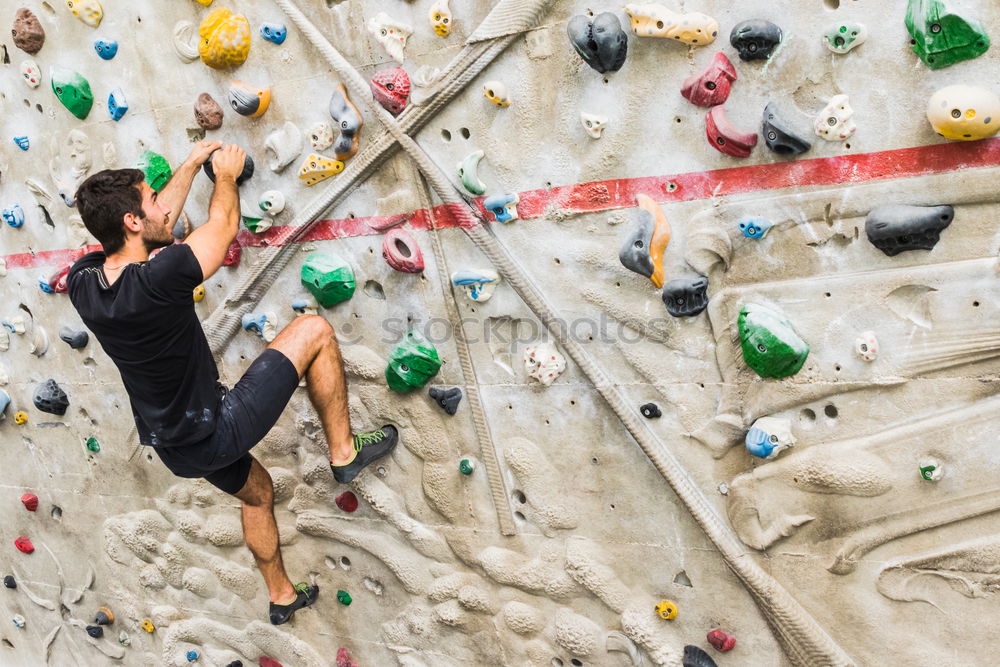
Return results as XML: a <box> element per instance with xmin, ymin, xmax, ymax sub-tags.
<box><xmin>137</xmin><ymin>182</ymin><xmax>173</xmax><ymax>252</ymax></box>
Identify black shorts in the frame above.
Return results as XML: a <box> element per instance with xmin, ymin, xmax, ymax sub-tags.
<box><xmin>154</xmin><ymin>349</ymin><xmax>299</xmax><ymax>495</ymax></box>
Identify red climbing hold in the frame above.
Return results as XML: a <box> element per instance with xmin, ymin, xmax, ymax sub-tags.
<box><xmin>681</xmin><ymin>51</ymin><xmax>737</xmax><ymax>108</ymax></box>
<box><xmin>381</xmin><ymin>228</ymin><xmax>425</xmax><ymax>274</ymax></box>
<box><xmin>707</xmin><ymin>628</ymin><xmax>736</xmax><ymax>652</ymax></box>
<box><xmin>21</xmin><ymin>493</ymin><xmax>38</xmax><ymax>511</ymax></box>
<box><xmin>15</xmin><ymin>537</ymin><xmax>34</xmax><ymax>554</ymax></box>
<box><xmin>224</xmin><ymin>242</ymin><xmax>242</xmax><ymax>267</ymax></box>
<box><xmin>259</xmin><ymin>657</ymin><xmax>283</xmax><ymax>667</ymax></box>
<box><xmin>335</xmin><ymin>491</ymin><xmax>358</xmax><ymax>513</ymax></box>
<box><xmin>705</xmin><ymin>105</ymin><xmax>758</xmax><ymax>158</ymax></box>
<box><xmin>48</xmin><ymin>265</ymin><xmax>71</xmax><ymax>293</ymax></box>
<box><xmin>336</xmin><ymin>648</ymin><xmax>359</xmax><ymax>667</ymax></box>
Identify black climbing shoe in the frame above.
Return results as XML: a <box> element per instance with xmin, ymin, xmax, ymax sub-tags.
<box><xmin>330</xmin><ymin>425</ymin><xmax>399</xmax><ymax>484</ymax></box>
<box><xmin>269</xmin><ymin>582</ymin><xmax>319</xmax><ymax>625</ymax></box>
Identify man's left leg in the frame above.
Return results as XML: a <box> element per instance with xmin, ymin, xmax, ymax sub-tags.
<box><xmin>231</xmin><ymin>456</ymin><xmax>318</xmax><ymax>624</ymax></box>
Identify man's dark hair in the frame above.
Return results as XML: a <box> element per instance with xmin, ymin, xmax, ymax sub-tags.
<box><xmin>75</xmin><ymin>169</ymin><xmax>146</xmax><ymax>255</ymax></box>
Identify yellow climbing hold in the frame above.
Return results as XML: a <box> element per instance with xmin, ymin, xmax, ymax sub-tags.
<box><xmin>13</xmin><ymin>412</ymin><xmax>28</xmax><ymax>425</ymax></box>
<box><xmin>198</xmin><ymin>8</ymin><xmax>251</xmax><ymax>70</ymax></box>
<box><xmin>65</xmin><ymin>0</ymin><xmax>103</xmax><ymax>28</ymax></box>
<box><xmin>298</xmin><ymin>154</ymin><xmax>344</xmax><ymax>187</ymax></box>
<box><xmin>140</xmin><ymin>619</ymin><xmax>155</xmax><ymax>633</ymax></box>
<box><xmin>193</xmin><ymin>285</ymin><xmax>205</xmax><ymax>302</ymax></box>
<box><xmin>655</xmin><ymin>599</ymin><xmax>678</xmax><ymax>620</ymax></box>
<box><xmin>194</xmin><ymin>0</ymin><xmax>214</xmax><ymax>5</ymax></box>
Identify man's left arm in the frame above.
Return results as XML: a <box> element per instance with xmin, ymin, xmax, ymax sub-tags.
<box><xmin>157</xmin><ymin>141</ymin><xmax>221</xmax><ymax>224</ymax></box>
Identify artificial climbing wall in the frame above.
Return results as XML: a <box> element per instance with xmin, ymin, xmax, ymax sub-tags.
<box><xmin>3</xmin><ymin>0</ymin><xmax>1000</xmax><ymax>665</ymax></box>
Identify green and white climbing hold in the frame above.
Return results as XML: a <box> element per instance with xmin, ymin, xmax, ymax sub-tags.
<box><xmin>301</xmin><ymin>253</ymin><xmax>356</xmax><ymax>308</ymax></box>
<box><xmin>50</xmin><ymin>66</ymin><xmax>94</xmax><ymax>120</ymax></box>
<box><xmin>905</xmin><ymin>0</ymin><xmax>989</xmax><ymax>70</ymax></box>
<box><xmin>459</xmin><ymin>458</ymin><xmax>475</xmax><ymax>475</ymax></box>
<box><xmin>85</xmin><ymin>437</ymin><xmax>101</xmax><ymax>452</ymax></box>
<box><xmin>136</xmin><ymin>151</ymin><xmax>173</xmax><ymax>193</ymax></box>
<box><xmin>738</xmin><ymin>303</ymin><xmax>809</xmax><ymax>379</ymax></box>
<box><xmin>385</xmin><ymin>329</ymin><xmax>442</xmax><ymax>392</ymax></box>
<box><xmin>337</xmin><ymin>589</ymin><xmax>352</xmax><ymax>606</ymax></box>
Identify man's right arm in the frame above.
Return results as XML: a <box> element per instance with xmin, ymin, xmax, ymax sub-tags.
<box><xmin>183</xmin><ymin>145</ymin><xmax>246</xmax><ymax>282</ymax></box>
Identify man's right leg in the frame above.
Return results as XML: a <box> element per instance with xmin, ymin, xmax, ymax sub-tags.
<box><xmin>266</xmin><ymin>314</ymin><xmax>354</xmax><ymax>463</ymax></box>
<box><xmin>266</xmin><ymin>315</ymin><xmax>398</xmax><ymax>482</ymax></box>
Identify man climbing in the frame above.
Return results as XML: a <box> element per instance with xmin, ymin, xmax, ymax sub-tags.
<box><xmin>67</xmin><ymin>141</ymin><xmax>398</xmax><ymax>624</ymax></box>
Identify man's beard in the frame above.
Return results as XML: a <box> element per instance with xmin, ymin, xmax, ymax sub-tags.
<box><xmin>141</xmin><ymin>217</ymin><xmax>174</xmax><ymax>253</ymax></box>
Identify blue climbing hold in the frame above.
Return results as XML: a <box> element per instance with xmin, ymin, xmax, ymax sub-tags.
<box><xmin>94</xmin><ymin>39</ymin><xmax>118</xmax><ymax>60</ymax></box>
<box><xmin>0</xmin><ymin>389</ymin><xmax>9</xmax><ymax>418</ymax></box>
<box><xmin>186</xmin><ymin>649</ymin><xmax>199</xmax><ymax>662</ymax></box>
<box><xmin>108</xmin><ymin>88</ymin><xmax>128</xmax><ymax>121</ymax></box>
<box><xmin>260</xmin><ymin>23</ymin><xmax>287</xmax><ymax>45</ymax></box>
<box><xmin>737</xmin><ymin>216</ymin><xmax>773</xmax><ymax>239</ymax></box>
<box><xmin>451</xmin><ymin>269</ymin><xmax>500</xmax><ymax>301</ymax></box>
<box><xmin>744</xmin><ymin>417</ymin><xmax>796</xmax><ymax>459</ymax></box>
<box><xmin>483</xmin><ymin>193</ymin><xmax>520</xmax><ymax>223</ymax></box>
<box><xmin>38</xmin><ymin>278</ymin><xmax>55</xmax><ymax>294</ymax></box>
<box><xmin>2</xmin><ymin>204</ymin><xmax>25</xmax><ymax>228</ymax></box>
<box><xmin>13</xmin><ymin>136</ymin><xmax>29</xmax><ymax>151</ymax></box>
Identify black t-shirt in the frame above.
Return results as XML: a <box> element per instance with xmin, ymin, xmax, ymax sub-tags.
<box><xmin>67</xmin><ymin>244</ymin><xmax>221</xmax><ymax>447</ymax></box>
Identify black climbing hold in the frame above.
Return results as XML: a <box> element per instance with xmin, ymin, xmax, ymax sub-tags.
<box><xmin>428</xmin><ymin>386</ymin><xmax>463</xmax><ymax>415</ymax></box>
<box><xmin>3</xmin><ymin>575</ymin><xmax>15</xmax><ymax>589</ymax></box>
<box><xmin>683</xmin><ymin>645</ymin><xmax>719</xmax><ymax>667</ymax></box>
<box><xmin>58</xmin><ymin>326</ymin><xmax>89</xmax><ymax>349</ymax></box>
<box><xmin>225</xmin><ymin>662</ymin><xmax>244</xmax><ymax>667</ymax></box>
<box><xmin>85</xmin><ymin>625</ymin><xmax>104</xmax><ymax>639</ymax></box>
<box><xmin>94</xmin><ymin>607</ymin><xmax>113</xmax><ymax>625</ymax></box>
<box><xmin>203</xmin><ymin>150</ymin><xmax>255</xmax><ymax>186</ymax></box>
<box><xmin>865</xmin><ymin>204</ymin><xmax>954</xmax><ymax>256</ymax></box>
<box><xmin>730</xmin><ymin>19</ymin><xmax>782</xmax><ymax>61</ymax></box>
<box><xmin>762</xmin><ymin>102</ymin><xmax>811</xmax><ymax>156</ymax></box>
<box><xmin>33</xmin><ymin>379</ymin><xmax>69</xmax><ymax>416</ymax></box>
<box><xmin>567</xmin><ymin>13</ymin><xmax>628</xmax><ymax>74</ymax></box>
<box><xmin>640</xmin><ymin>403</ymin><xmax>662</xmax><ymax>419</ymax></box>
<box><xmin>662</xmin><ymin>276</ymin><xmax>709</xmax><ymax>318</ymax></box>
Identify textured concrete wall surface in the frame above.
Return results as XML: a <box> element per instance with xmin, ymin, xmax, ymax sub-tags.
<box><xmin>2</xmin><ymin>0</ymin><xmax>1000</xmax><ymax>665</ymax></box>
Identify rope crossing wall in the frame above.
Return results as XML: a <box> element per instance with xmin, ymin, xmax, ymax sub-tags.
<box><xmin>271</xmin><ymin>0</ymin><xmax>856</xmax><ymax>664</ymax></box>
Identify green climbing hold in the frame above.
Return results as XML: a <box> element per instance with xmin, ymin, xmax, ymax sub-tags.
<box><xmin>85</xmin><ymin>437</ymin><xmax>101</xmax><ymax>452</ymax></box>
<box><xmin>50</xmin><ymin>66</ymin><xmax>94</xmax><ymax>120</ymax></box>
<box><xmin>385</xmin><ymin>329</ymin><xmax>442</xmax><ymax>392</ymax></box>
<box><xmin>301</xmin><ymin>253</ymin><xmax>356</xmax><ymax>308</ymax></box>
<box><xmin>135</xmin><ymin>151</ymin><xmax>173</xmax><ymax>193</ymax></box>
<box><xmin>459</xmin><ymin>458</ymin><xmax>475</xmax><ymax>475</ymax></box>
<box><xmin>737</xmin><ymin>303</ymin><xmax>809</xmax><ymax>379</ymax></box>
<box><xmin>336</xmin><ymin>589</ymin><xmax>352</xmax><ymax>606</ymax></box>
<box><xmin>905</xmin><ymin>0</ymin><xmax>989</xmax><ymax>70</ymax></box>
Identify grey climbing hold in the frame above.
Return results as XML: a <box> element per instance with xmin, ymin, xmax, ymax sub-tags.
<box><xmin>59</xmin><ymin>326</ymin><xmax>89</xmax><ymax>349</ymax></box>
<box><xmin>203</xmin><ymin>150</ymin><xmax>255</xmax><ymax>186</ymax></box>
<box><xmin>683</xmin><ymin>645</ymin><xmax>718</xmax><ymax>667</ymax></box>
<box><xmin>3</xmin><ymin>575</ymin><xmax>15</xmax><ymax>589</ymax></box>
<box><xmin>567</xmin><ymin>13</ymin><xmax>628</xmax><ymax>74</ymax></box>
<box><xmin>662</xmin><ymin>276</ymin><xmax>709</xmax><ymax>317</ymax></box>
<box><xmin>640</xmin><ymin>403</ymin><xmax>661</xmax><ymax>419</ymax></box>
<box><xmin>730</xmin><ymin>19</ymin><xmax>782</xmax><ymax>61</ymax></box>
<box><xmin>762</xmin><ymin>102</ymin><xmax>811</xmax><ymax>156</ymax></box>
<box><xmin>328</xmin><ymin>84</ymin><xmax>363</xmax><ymax>161</ymax></box>
<box><xmin>32</xmin><ymin>379</ymin><xmax>69</xmax><ymax>416</ymax></box>
<box><xmin>865</xmin><ymin>204</ymin><xmax>954</xmax><ymax>256</ymax></box>
<box><xmin>85</xmin><ymin>625</ymin><xmax>103</xmax><ymax>639</ymax></box>
<box><xmin>429</xmin><ymin>387</ymin><xmax>462</xmax><ymax>415</ymax></box>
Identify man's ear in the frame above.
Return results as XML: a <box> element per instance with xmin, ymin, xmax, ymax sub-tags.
<box><xmin>122</xmin><ymin>212</ymin><xmax>142</xmax><ymax>233</ymax></box>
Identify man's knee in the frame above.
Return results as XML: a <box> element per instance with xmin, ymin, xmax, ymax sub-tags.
<box><xmin>294</xmin><ymin>314</ymin><xmax>334</xmax><ymax>342</ymax></box>
<box><xmin>235</xmin><ymin>460</ymin><xmax>274</xmax><ymax>507</ymax></box>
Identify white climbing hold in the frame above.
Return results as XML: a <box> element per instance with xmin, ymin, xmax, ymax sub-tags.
<box><xmin>265</xmin><ymin>122</ymin><xmax>303</xmax><ymax>173</ymax></box>
<box><xmin>172</xmin><ymin>21</ymin><xmax>199</xmax><ymax>62</ymax></box>
<box><xmin>523</xmin><ymin>342</ymin><xmax>566</xmax><ymax>386</ymax></box>
<box><xmin>367</xmin><ymin>12</ymin><xmax>412</xmax><ymax>64</ymax></box>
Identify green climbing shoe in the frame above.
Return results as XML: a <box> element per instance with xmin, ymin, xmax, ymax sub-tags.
<box><xmin>330</xmin><ymin>425</ymin><xmax>399</xmax><ymax>484</ymax></box>
<box><xmin>269</xmin><ymin>582</ymin><xmax>319</xmax><ymax>625</ymax></box>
